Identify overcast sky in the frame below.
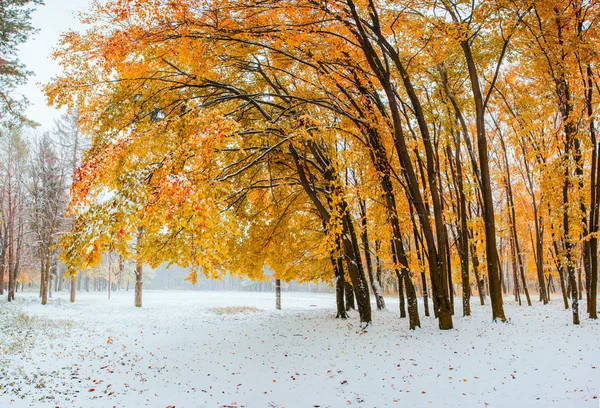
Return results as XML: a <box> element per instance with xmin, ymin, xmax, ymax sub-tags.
<box><xmin>16</xmin><ymin>0</ymin><xmax>94</xmax><ymax>131</ymax></box>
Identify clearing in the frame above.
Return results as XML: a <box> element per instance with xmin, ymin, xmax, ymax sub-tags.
<box><xmin>0</xmin><ymin>290</ymin><xmax>598</xmax><ymax>407</ymax></box>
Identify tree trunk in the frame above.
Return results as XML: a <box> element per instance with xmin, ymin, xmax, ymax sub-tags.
<box><xmin>470</xmin><ymin>242</ymin><xmax>485</xmax><ymax>306</ymax></box>
<box><xmin>0</xmin><ymin>244</ymin><xmax>5</xmax><ymax>296</ymax></box>
<box><xmin>342</xmin><ymin>10</ymin><xmax>441</xmax><ymax>328</ymax></box>
<box><xmin>458</xmin><ymin>32</ymin><xmax>506</xmax><ymax>322</ymax></box>
<box><xmin>345</xmin><ymin>281</ymin><xmax>355</xmax><ymax>311</ymax></box>
<box><xmin>331</xmin><ymin>251</ymin><xmax>347</xmax><ymax>319</ymax></box>
<box><xmin>578</xmin><ymin>266</ymin><xmax>583</xmax><ymax>301</ymax></box>
<box><xmin>135</xmin><ymin>259</ymin><xmax>143</xmax><ymax>308</ymax></box>
<box><xmin>41</xmin><ymin>255</ymin><xmax>48</xmax><ymax>305</ymax></box>
<box><xmin>396</xmin><ymin>270</ymin><xmax>406</xmax><ymax>318</ymax></box>
<box><xmin>290</xmin><ymin>142</ymin><xmax>371</xmax><ymax>325</ymax></box>
<box><xmin>275</xmin><ymin>279</ymin><xmax>281</xmax><ymax>310</ymax></box>
<box><xmin>510</xmin><ymin>238</ymin><xmax>522</xmax><ymax>306</ymax></box>
<box><xmin>584</xmin><ymin>64</ymin><xmax>599</xmax><ymax>319</ymax></box>
<box><xmin>363</xmin><ymin>139</ymin><xmax>419</xmax><ymax>328</ymax></box>
<box><xmin>70</xmin><ymin>275</ymin><xmax>76</xmax><ymax>303</ymax></box>
<box><xmin>421</xmin><ymin>272</ymin><xmax>430</xmax><ymax>317</ymax></box>
<box><xmin>358</xmin><ymin>199</ymin><xmax>385</xmax><ymax>310</ymax></box>
<box><xmin>0</xmin><ymin>262</ymin><xmax>4</xmax><ymax>296</ymax></box>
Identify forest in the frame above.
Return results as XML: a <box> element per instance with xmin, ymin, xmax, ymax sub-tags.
<box><xmin>3</xmin><ymin>0</ymin><xmax>600</xmax><ymax>330</ymax></box>
<box><xmin>2</xmin><ymin>0</ymin><xmax>600</xmax><ymax>406</ymax></box>
<box><xmin>48</xmin><ymin>0</ymin><xmax>600</xmax><ymax>327</ymax></box>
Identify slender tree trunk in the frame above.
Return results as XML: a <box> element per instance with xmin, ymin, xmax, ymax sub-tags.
<box><xmin>275</xmin><ymin>279</ymin><xmax>281</xmax><ymax>310</ymax></box>
<box><xmin>332</xmin><ymin>254</ymin><xmax>347</xmax><ymax>318</ymax></box>
<box><xmin>40</xmin><ymin>254</ymin><xmax>48</xmax><ymax>305</ymax></box>
<box><xmin>396</xmin><ymin>270</ymin><xmax>406</xmax><ymax>318</ymax></box>
<box><xmin>421</xmin><ymin>272</ymin><xmax>430</xmax><ymax>317</ymax></box>
<box><xmin>364</xmin><ymin>136</ymin><xmax>418</xmax><ymax>327</ymax></box>
<box><xmin>578</xmin><ymin>266</ymin><xmax>584</xmax><ymax>301</ymax></box>
<box><xmin>7</xmin><ymin>242</ymin><xmax>14</xmax><ymax>302</ymax></box>
<box><xmin>470</xmin><ymin>242</ymin><xmax>485</xmax><ymax>306</ymax></box>
<box><xmin>290</xmin><ymin>142</ymin><xmax>371</xmax><ymax>325</ymax></box>
<box><xmin>70</xmin><ymin>275</ymin><xmax>76</xmax><ymax>303</ymax></box>
<box><xmin>452</xmin><ymin>131</ymin><xmax>471</xmax><ymax>316</ymax></box>
<box><xmin>48</xmin><ymin>272</ymin><xmax>53</xmax><ymax>299</ymax></box>
<box><xmin>456</xmin><ymin>33</ymin><xmax>506</xmax><ymax>322</ymax></box>
<box><xmin>358</xmin><ymin>199</ymin><xmax>385</xmax><ymax>310</ymax></box>
<box><xmin>345</xmin><ymin>2</ymin><xmax>438</xmax><ymax>329</ymax></box>
<box><xmin>375</xmin><ymin>240</ymin><xmax>384</xmax><ymax>298</ymax></box>
<box><xmin>509</xmin><ymin>232</ymin><xmax>521</xmax><ymax>305</ymax></box>
<box><xmin>345</xmin><ymin>281</ymin><xmax>355</xmax><ymax>311</ymax></box>
<box><xmin>408</xmin><ymin>208</ymin><xmax>430</xmax><ymax>318</ymax></box>
<box><xmin>108</xmin><ymin>253</ymin><xmax>112</xmax><ymax>300</ymax></box>
<box><xmin>445</xmin><ymin>227</ymin><xmax>455</xmax><ymax>315</ymax></box>
<box><xmin>0</xmin><ymin>243</ymin><xmax>5</xmax><ymax>296</ymax></box>
<box><xmin>562</xmin><ymin>145</ymin><xmax>579</xmax><ymax>323</ymax></box>
<box><xmin>135</xmin><ymin>260</ymin><xmax>143</xmax><ymax>308</ymax></box>
<box><xmin>583</xmin><ymin>64</ymin><xmax>599</xmax><ymax>318</ymax></box>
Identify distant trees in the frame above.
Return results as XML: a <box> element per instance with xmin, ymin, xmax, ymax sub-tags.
<box><xmin>0</xmin><ymin>116</ymin><xmax>88</xmax><ymax>304</ymax></box>
<box><xmin>0</xmin><ymin>130</ymin><xmax>28</xmax><ymax>301</ymax></box>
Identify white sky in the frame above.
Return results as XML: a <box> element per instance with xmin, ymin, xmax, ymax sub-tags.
<box><xmin>16</xmin><ymin>0</ymin><xmax>94</xmax><ymax>131</ymax></box>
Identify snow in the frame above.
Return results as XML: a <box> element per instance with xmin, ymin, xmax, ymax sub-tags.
<box><xmin>0</xmin><ymin>290</ymin><xmax>598</xmax><ymax>407</ymax></box>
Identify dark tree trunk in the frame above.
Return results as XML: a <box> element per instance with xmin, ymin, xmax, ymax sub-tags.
<box><xmin>363</xmin><ymin>132</ymin><xmax>418</xmax><ymax>327</ymax></box>
<box><xmin>397</xmin><ymin>270</ymin><xmax>406</xmax><ymax>318</ymax></box>
<box><xmin>408</xmin><ymin>205</ymin><xmax>430</xmax><ymax>317</ymax></box>
<box><xmin>578</xmin><ymin>266</ymin><xmax>584</xmax><ymax>301</ymax></box>
<box><xmin>375</xmin><ymin>240</ymin><xmax>383</xmax><ymax>296</ymax></box>
<box><xmin>289</xmin><ymin>142</ymin><xmax>372</xmax><ymax>325</ymax></box>
<box><xmin>331</xmin><ymin>254</ymin><xmax>347</xmax><ymax>319</ymax></box>
<box><xmin>498</xmin><ymin>131</ymin><xmax>532</xmax><ymax>307</ymax></box>
<box><xmin>452</xmin><ymin>21</ymin><xmax>506</xmax><ymax>322</ymax></box>
<box><xmin>509</xmin><ymin>236</ymin><xmax>521</xmax><ymax>305</ymax></box>
<box><xmin>469</xmin><ymin>234</ymin><xmax>485</xmax><ymax>305</ymax></box>
<box><xmin>358</xmin><ymin>199</ymin><xmax>385</xmax><ymax>310</ymax></box>
<box><xmin>421</xmin><ymin>272</ymin><xmax>430</xmax><ymax>317</ymax></box>
<box><xmin>345</xmin><ymin>281</ymin><xmax>355</xmax><ymax>311</ymax></box>
<box><xmin>445</xmin><ymin>227</ymin><xmax>455</xmax><ymax>315</ymax></box>
<box><xmin>343</xmin><ymin>4</ymin><xmax>442</xmax><ymax>329</ymax></box>
<box><xmin>583</xmin><ymin>64</ymin><xmax>599</xmax><ymax>319</ymax></box>
<box><xmin>275</xmin><ymin>279</ymin><xmax>281</xmax><ymax>310</ymax></box>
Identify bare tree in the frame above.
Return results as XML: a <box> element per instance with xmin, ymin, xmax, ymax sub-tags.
<box><xmin>0</xmin><ymin>129</ymin><xmax>28</xmax><ymax>301</ymax></box>
<box><xmin>28</xmin><ymin>132</ymin><xmax>68</xmax><ymax>305</ymax></box>
<box><xmin>53</xmin><ymin>112</ymin><xmax>86</xmax><ymax>302</ymax></box>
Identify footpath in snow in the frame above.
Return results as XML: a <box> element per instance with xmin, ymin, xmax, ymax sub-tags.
<box><xmin>0</xmin><ymin>290</ymin><xmax>598</xmax><ymax>407</ymax></box>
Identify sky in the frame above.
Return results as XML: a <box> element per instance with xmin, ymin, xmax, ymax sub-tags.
<box><xmin>16</xmin><ymin>0</ymin><xmax>94</xmax><ymax>131</ymax></box>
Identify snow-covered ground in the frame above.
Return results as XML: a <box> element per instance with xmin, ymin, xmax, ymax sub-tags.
<box><xmin>0</xmin><ymin>290</ymin><xmax>598</xmax><ymax>408</ymax></box>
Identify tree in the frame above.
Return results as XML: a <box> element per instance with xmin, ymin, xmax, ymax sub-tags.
<box><xmin>0</xmin><ymin>0</ymin><xmax>42</xmax><ymax>126</ymax></box>
<box><xmin>0</xmin><ymin>128</ymin><xmax>28</xmax><ymax>301</ymax></box>
<box><xmin>28</xmin><ymin>133</ymin><xmax>68</xmax><ymax>305</ymax></box>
